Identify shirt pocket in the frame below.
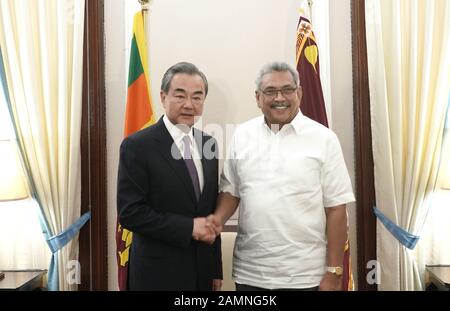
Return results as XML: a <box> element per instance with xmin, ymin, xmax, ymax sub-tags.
<box><xmin>280</xmin><ymin>156</ymin><xmax>321</xmax><ymax>194</ymax></box>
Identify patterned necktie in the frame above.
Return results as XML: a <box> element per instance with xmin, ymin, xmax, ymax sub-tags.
<box><xmin>182</xmin><ymin>135</ymin><xmax>201</xmax><ymax>201</ymax></box>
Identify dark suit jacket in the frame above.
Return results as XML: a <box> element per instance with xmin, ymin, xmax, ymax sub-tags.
<box><xmin>117</xmin><ymin>117</ymin><xmax>222</xmax><ymax>290</ymax></box>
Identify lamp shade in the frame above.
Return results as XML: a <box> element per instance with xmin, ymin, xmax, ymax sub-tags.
<box><xmin>0</xmin><ymin>139</ymin><xmax>29</xmax><ymax>201</ymax></box>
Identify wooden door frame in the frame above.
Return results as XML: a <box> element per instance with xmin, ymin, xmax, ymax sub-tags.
<box><xmin>79</xmin><ymin>0</ymin><xmax>107</xmax><ymax>291</ymax></box>
<box><xmin>351</xmin><ymin>0</ymin><xmax>377</xmax><ymax>290</ymax></box>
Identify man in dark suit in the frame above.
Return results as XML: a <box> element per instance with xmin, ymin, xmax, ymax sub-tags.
<box><xmin>117</xmin><ymin>62</ymin><xmax>222</xmax><ymax>291</ymax></box>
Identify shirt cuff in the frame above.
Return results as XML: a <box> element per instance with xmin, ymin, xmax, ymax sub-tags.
<box><xmin>219</xmin><ymin>184</ymin><xmax>239</xmax><ymax>198</ymax></box>
<box><xmin>324</xmin><ymin>192</ymin><xmax>355</xmax><ymax>208</ymax></box>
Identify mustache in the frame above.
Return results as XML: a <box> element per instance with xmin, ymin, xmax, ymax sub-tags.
<box><xmin>270</xmin><ymin>102</ymin><xmax>290</xmax><ymax>108</ymax></box>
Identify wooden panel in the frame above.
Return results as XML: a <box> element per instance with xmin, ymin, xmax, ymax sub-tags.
<box><xmin>79</xmin><ymin>0</ymin><xmax>107</xmax><ymax>291</ymax></box>
<box><xmin>351</xmin><ymin>0</ymin><xmax>377</xmax><ymax>291</ymax></box>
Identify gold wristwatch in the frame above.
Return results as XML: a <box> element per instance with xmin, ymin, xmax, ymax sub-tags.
<box><xmin>326</xmin><ymin>266</ymin><xmax>343</xmax><ymax>276</ymax></box>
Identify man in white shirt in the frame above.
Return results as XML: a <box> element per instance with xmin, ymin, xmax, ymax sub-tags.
<box><xmin>208</xmin><ymin>61</ymin><xmax>355</xmax><ymax>291</ymax></box>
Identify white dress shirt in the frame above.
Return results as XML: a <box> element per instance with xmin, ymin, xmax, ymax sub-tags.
<box><xmin>220</xmin><ymin>111</ymin><xmax>355</xmax><ymax>289</ymax></box>
<box><xmin>163</xmin><ymin>115</ymin><xmax>204</xmax><ymax>192</ymax></box>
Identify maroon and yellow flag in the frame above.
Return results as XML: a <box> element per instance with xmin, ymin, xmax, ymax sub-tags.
<box><xmin>296</xmin><ymin>14</ymin><xmax>354</xmax><ymax>291</ymax></box>
<box><xmin>116</xmin><ymin>11</ymin><xmax>155</xmax><ymax>291</ymax></box>
<box><xmin>296</xmin><ymin>15</ymin><xmax>328</xmax><ymax>127</ymax></box>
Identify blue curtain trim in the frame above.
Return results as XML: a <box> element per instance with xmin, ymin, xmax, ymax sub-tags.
<box><xmin>46</xmin><ymin>211</ymin><xmax>91</xmax><ymax>254</ymax></box>
<box><xmin>373</xmin><ymin>206</ymin><xmax>419</xmax><ymax>249</ymax></box>
<box><xmin>47</xmin><ymin>255</ymin><xmax>59</xmax><ymax>291</ymax></box>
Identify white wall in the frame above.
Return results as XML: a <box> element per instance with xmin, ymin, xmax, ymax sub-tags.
<box><xmin>105</xmin><ymin>0</ymin><xmax>356</xmax><ymax>290</ymax></box>
<box><xmin>105</xmin><ymin>0</ymin><xmax>126</xmax><ymax>291</ymax></box>
<box><xmin>328</xmin><ymin>0</ymin><xmax>358</xmax><ymax>287</ymax></box>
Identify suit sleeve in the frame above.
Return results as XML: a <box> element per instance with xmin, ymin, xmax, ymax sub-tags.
<box><xmin>213</xmin><ymin>234</ymin><xmax>223</xmax><ymax>279</ymax></box>
<box><xmin>211</xmin><ymin>145</ymin><xmax>223</xmax><ymax>279</ymax></box>
<box><xmin>117</xmin><ymin>137</ymin><xmax>193</xmax><ymax>248</ymax></box>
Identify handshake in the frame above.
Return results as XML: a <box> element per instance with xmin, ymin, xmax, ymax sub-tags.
<box><xmin>192</xmin><ymin>214</ymin><xmax>223</xmax><ymax>244</ymax></box>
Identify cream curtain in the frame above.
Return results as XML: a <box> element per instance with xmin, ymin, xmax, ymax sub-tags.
<box><xmin>365</xmin><ymin>0</ymin><xmax>450</xmax><ymax>290</ymax></box>
<box><xmin>0</xmin><ymin>0</ymin><xmax>85</xmax><ymax>290</ymax></box>
<box><xmin>416</xmin><ymin>109</ymin><xmax>450</xmax><ymax>282</ymax></box>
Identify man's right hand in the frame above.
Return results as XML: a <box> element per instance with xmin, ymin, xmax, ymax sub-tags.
<box><xmin>206</xmin><ymin>214</ymin><xmax>223</xmax><ymax>236</ymax></box>
<box><xmin>192</xmin><ymin>217</ymin><xmax>217</xmax><ymax>244</ymax></box>
<box><xmin>193</xmin><ymin>192</ymin><xmax>239</xmax><ymax>244</ymax></box>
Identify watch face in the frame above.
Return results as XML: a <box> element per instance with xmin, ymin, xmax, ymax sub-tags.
<box><xmin>327</xmin><ymin>266</ymin><xmax>344</xmax><ymax>275</ymax></box>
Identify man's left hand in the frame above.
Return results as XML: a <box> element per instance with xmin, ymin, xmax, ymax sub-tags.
<box><xmin>318</xmin><ymin>272</ymin><xmax>342</xmax><ymax>291</ymax></box>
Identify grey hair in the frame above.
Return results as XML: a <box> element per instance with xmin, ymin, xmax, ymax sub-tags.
<box><xmin>161</xmin><ymin>62</ymin><xmax>208</xmax><ymax>95</ymax></box>
<box><xmin>255</xmin><ymin>61</ymin><xmax>300</xmax><ymax>90</ymax></box>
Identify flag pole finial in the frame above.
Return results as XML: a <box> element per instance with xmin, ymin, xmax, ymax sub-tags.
<box><xmin>307</xmin><ymin>0</ymin><xmax>313</xmax><ymax>24</ymax></box>
<box><xmin>138</xmin><ymin>0</ymin><xmax>152</xmax><ymax>11</ymax></box>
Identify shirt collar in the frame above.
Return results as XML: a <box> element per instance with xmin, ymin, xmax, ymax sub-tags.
<box><xmin>260</xmin><ymin>109</ymin><xmax>304</xmax><ymax>135</ymax></box>
<box><xmin>289</xmin><ymin>110</ymin><xmax>304</xmax><ymax>135</ymax></box>
<box><xmin>163</xmin><ymin>115</ymin><xmax>194</xmax><ymax>144</ymax></box>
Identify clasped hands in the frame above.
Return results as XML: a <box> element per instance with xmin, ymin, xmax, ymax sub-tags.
<box><xmin>192</xmin><ymin>214</ymin><xmax>223</xmax><ymax>244</ymax></box>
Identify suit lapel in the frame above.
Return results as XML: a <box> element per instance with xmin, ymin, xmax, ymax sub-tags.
<box><xmin>152</xmin><ymin>118</ymin><xmax>198</xmax><ymax>204</ymax></box>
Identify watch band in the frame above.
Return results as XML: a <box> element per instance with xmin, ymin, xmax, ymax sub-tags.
<box><xmin>326</xmin><ymin>266</ymin><xmax>343</xmax><ymax>276</ymax></box>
